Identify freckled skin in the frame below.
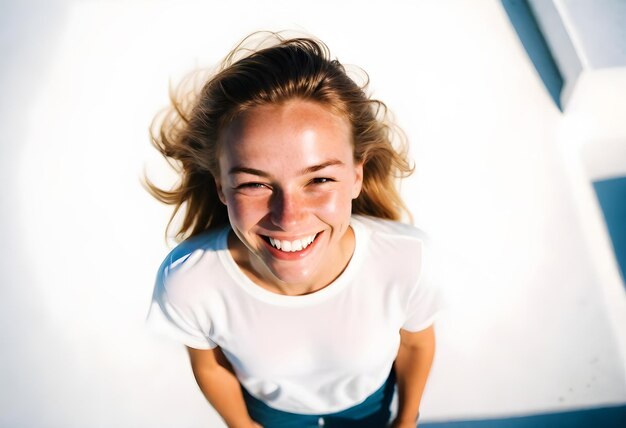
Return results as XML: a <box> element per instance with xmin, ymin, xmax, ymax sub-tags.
<box><xmin>215</xmin><ymin>100</ymin><xmax>364</xmax><ymax>296</ymax></box>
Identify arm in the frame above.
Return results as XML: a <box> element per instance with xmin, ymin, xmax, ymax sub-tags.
<box><xmin>391</xmin><ymin>325</ymin><xmax>436</xmax><ymax>427</ymax></box>
<box><xmin>187</xmin><ymin>346</ymin><xmax>262</xmax><ymax>428</ymax></box>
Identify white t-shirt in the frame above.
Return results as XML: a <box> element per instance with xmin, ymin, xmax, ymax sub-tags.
<box><xmin>147</xmin><ymin>215</ymin><xmax>442</xmax><ymax>414</ymax></box>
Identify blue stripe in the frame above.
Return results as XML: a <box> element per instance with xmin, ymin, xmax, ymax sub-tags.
<box><xmin>593</xmin><ymin>176</ymin><xmax>626</xmax><ymax>287</ymax></box>
<box><xmin>421</xmin><ymin>404</ymin><xmax>626</xmax><ymax>427</ymax></box>
<box><xmin>500</xmin><ymin>0</ymin><xmax>564</xmax><ymax>110</ymax></box>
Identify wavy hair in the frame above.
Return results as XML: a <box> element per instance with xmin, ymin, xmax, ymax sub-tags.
<box><xmin>144</xmin><ymin>32</ymin><xmax>414</xmax><ymax>242</ymax></box>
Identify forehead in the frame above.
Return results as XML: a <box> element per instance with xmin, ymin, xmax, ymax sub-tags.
<box><xmin>219</xmin><ymin>100</ymin><xmax>353</xmax><ymax>164</ymax></box>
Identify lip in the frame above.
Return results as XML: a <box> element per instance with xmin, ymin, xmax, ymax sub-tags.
<box><xmin>261</xmin><ymin>231</ymin><xmax>322</xmax><ymax>260</ymax></box>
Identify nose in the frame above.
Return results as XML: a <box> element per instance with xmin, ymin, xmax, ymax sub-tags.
<box><xmin>269</xmin><ymin>189</ymin><xmax>305</xmax><ymax>229</ymax></box>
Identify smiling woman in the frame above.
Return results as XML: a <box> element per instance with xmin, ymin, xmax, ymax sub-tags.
<box><xmin>216</xmin><ymin>100</ymin><xmax>362</xmax><ymax>296</ymax></box>
<box><xmin>145</xmin><ymin>32</ymin><xmax>442</xmax><ymax>428</ymax></box>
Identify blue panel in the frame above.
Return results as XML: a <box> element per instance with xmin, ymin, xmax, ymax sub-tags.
<box><xmin>500</xmin><ymin>0</ymin><xmax>564</xmax><ymax>111</ymax></box>
<box><xmin>593</xmin><ymin>176</ymin><xmax>626</xmax><ymax>286</ymax></box>
<box><xmin>421</xmin><ymin>404</ymin><xmax>626</xmax><ymax>427</ymax></box>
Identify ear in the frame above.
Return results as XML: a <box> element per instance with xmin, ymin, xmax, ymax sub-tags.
<box><xmin>214</xmin><ymin>177</ymin><xmax>227</xmax><ymax>205</ymax></box>
<box><xmin>352</xmin><ymin>161</ymin><xmax>364</xmax><ymax>199</ymax></box>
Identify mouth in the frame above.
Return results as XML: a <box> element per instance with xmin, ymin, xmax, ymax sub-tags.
<box><xmin>261</xmin><ymin>233</ymin><xmax>319</xmax><ymax>253</ymax></box>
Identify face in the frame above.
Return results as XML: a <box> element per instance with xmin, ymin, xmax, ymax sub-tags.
<box><xmin>215</xmin><ymin>99</ymin><xmax>363</xmax><ymax>295</ymax></box>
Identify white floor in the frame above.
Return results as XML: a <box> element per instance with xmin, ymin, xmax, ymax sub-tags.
<box><xmin>1</xmin><ymin>1</ymin><xmax>625</xmax><ymax>426</ymax></box>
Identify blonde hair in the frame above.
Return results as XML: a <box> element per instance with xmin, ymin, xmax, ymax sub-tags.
<box><xmin>145</xmin><ymin>32</ymin><xmax>413</xmax><ymax>242</ymax></box>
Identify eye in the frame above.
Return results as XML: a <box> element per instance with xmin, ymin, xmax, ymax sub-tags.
<box><xmin>236</xmin><ymin>182</ymin><xmax>270</xmax><ymax>190</ymax></box>
<box><xmin>310</xmin><ymin>177</ymin><xmax>335</xmax><ymax>185</ymax></box>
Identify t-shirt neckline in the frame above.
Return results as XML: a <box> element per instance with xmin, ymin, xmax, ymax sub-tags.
<box><xmin>217</xmin><ymin>217</ymin><xmax>368</xmax><ymax>306</ymax></box>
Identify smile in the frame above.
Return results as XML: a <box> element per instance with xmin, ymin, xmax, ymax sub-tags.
<box><xmin>265</xmin><ymin>234</ymin><xmax>318</xmax><ymax>252</ymax></box>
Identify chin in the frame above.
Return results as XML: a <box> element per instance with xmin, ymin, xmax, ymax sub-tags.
<box><xmin>266</xmin><ymin>265</ymin><xmax>317</xmax><ymax>289</ymax></box>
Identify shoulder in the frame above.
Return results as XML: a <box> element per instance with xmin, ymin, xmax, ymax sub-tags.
<box><xmin>148</xmin><ymin>228</ymin><xmax>230</xmax><ymax>350</ymax></box>
<box><xmin>352</xmin><ymin>216</ymin><xmax>445</xmax><ymax>324</ymax></box>
<box><xmin>351</xmin><ymin>215</ymin><xmax>439</xmax><ymax>282</ymax></box>
<box><xmin>155</xmin><ymin>226</ymin><xmax>230</xmax><ymax>296</ymax></box>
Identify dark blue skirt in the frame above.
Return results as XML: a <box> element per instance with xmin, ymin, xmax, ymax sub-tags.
<box><xmin>242</xmin><ymin>369</ymin><xmax>397</xmax><ymax>428</ymax></box>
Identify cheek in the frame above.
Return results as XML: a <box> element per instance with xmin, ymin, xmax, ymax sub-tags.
<box><xmin>311</xmin><ymin>189</ymin><xmax>354</xmax><ymax>217</ymax></box>
<box><xmin>226</xmin><ymin>195</ymin><xmax>269</xmax><ymax>225</ymax></box>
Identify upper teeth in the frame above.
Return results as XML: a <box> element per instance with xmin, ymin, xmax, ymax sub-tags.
<box><xmin>269</xmin><ymin>234</ymin><xmax>316</xmax><ymax>252</ymax></box>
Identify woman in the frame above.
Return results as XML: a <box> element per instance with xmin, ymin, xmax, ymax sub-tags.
<box><xmin>146</xmin><ymin>32</ymin><xmax>441</xmax><ymax>428</ymax></box>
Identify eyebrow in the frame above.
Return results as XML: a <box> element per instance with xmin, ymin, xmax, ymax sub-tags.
<box><xmin>228</xmin><ymin>159</ymin><xmax>345</xmax><ymax>177</ymax></box>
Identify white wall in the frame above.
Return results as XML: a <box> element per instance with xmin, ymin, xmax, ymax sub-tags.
<box><xmin>2</xmin><ymin>0</ymin><xmax>625</xmax><ymax>426</ymax></box>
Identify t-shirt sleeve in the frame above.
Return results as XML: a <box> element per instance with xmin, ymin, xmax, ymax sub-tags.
<box><xmin>146</xmin><ymin>255</ymin><xmax>218</xmax><ymax>350</ymax></box>
<box><xmin>401</xmin><ymin>240</ymin><xmax>445</xmax><ymax>332</ymax></box>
